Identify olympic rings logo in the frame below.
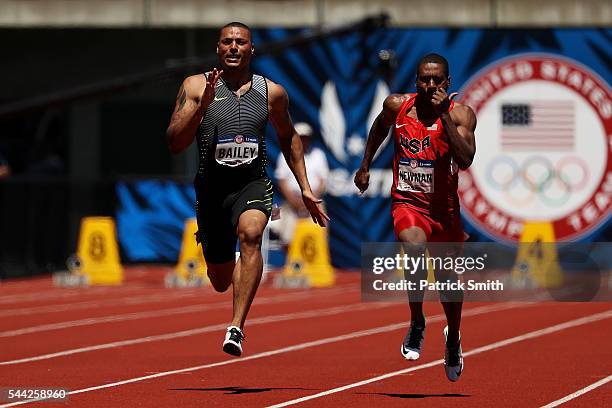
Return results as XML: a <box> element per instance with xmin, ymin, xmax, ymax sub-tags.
<box><xmin>485</xmin><ymin>155</ymin><xmax>589</xmax><ymax>207</ymax></box>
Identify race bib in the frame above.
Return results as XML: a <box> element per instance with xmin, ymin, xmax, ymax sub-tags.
<box><xmin>398</xmin><ymin>158</ymin><xmax>434</xmax><ymax>193</ymax></box>
<box><xmin>215</xmin><ymin>135</ymin><xmax>259</xmax><ymax>167</ymax></box>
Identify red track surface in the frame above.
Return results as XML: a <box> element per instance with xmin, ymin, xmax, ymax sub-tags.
<box><xmin>0</xmin><ymin>267</ymin><xmax>610</xmax><ymax>407</ymax></box>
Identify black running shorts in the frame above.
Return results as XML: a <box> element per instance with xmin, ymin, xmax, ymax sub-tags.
<box><xmin>194</xmin><ymin>177</ymin><xmax>273</xmax><ymax>264</ymax></box>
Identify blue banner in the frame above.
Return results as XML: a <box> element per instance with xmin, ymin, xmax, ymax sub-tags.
<box><xmin>117</xmin><ymin>28</ymin><xmax>612</xmax><ymax>266</ymax></box>
<box><xmin>116</xmin><ymin>180</ymin><xmax>195</xmax><ymax>262</ymax></box>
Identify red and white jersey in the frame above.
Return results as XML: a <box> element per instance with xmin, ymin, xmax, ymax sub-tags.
<box><xmin>391</xmin><ymin>93</ymin><xmax>460</xmax><ymax>215</ymax></box>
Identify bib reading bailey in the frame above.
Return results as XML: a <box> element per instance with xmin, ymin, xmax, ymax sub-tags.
<box><xmin>197</xmin><ymin>74</ymin><xmax>269</xmax><ymax>186</ymax></box>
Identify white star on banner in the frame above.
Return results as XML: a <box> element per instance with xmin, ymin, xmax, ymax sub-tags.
<box><xmin>347</xmin><ymin>134</ymin><xmax>365</xmax><ymax>156</ymax></box>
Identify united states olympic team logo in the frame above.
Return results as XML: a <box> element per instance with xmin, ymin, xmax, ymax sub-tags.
<box><xmin>458</xmin><ymin>54</ymin><xmax>611</xmax><ymax>241</ymax></box>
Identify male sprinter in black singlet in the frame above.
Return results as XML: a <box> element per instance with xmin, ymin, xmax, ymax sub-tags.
<box><xmin>166</xmin><ymin>22</ymin><xmax>329</xmax><ymax>357</ymax></box>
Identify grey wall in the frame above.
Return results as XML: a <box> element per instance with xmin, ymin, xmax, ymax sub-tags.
<box><xmin>0</xmin><ymin>0</ymin><xmax>610</xmax><ymax>28</ymax></box>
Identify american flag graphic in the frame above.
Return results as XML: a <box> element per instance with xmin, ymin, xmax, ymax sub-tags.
<box><xmin>500</xmin><ymin>101</ymin><xmax>575</xmax><ymax>151</ymax></box>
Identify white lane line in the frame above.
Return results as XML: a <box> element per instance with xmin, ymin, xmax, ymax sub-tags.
<box><xmin>0</xmin><ymin>283</ymin><xmax>357</xmax><ymax>317</ymax></box>
<box><xmin>0</xmin><ymin>302</ymin><xmax>393</xmax><ymax>365</ymax></box>
<box><xmin>266</xmin><ymin>309</ymin><xmax>612</xmax><ymax>407</ymax></box>
<box><xmin>0</xmin><ymin>285</ymin><xmax>153</xmax><ymax>305</ymax></box>
<box><xmin>0</xmin><ymin>285</ymin><xmax>359</xmax><ymax>338</ymax></box>
<box><xmin>0</xmin><ymin>288</ymin><xmax>119</xmax><ymax>304</ymax></box>
<box><xmin>0</xmin><ymin>302</ymin><xmax>528</xmax><ymax>407</ymax></box>
<box><xmin>0</xmin><ymin>291</ymin><xmax>202</xmax><ymax>317</ymax></box>
<box><xmin>539</xmin><ymin>374</ymin><xmax>612</xmax><ymax>408</ymax></box>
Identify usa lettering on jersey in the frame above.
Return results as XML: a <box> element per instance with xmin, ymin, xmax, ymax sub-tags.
<box><xmin>399</xmin><ymin>134</ymin><xmax>431</xmax><ymax>154</ymax></box>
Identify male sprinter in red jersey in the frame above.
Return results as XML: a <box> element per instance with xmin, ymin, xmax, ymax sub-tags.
<box><xmin>166</xmin><ymin>22</ymin><xmax>329</xmax><ymax>357</ymax></box>
<box><xmin>355</xmin><ymin>53</ymin><xmax>476</xmax><ymax>381</ymax></box>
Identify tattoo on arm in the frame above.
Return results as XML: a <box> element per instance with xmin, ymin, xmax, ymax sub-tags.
<box><xmin>177</xmin><ymin>85</ymin><xmax>187</xmax><ymax>112</ymax></box>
